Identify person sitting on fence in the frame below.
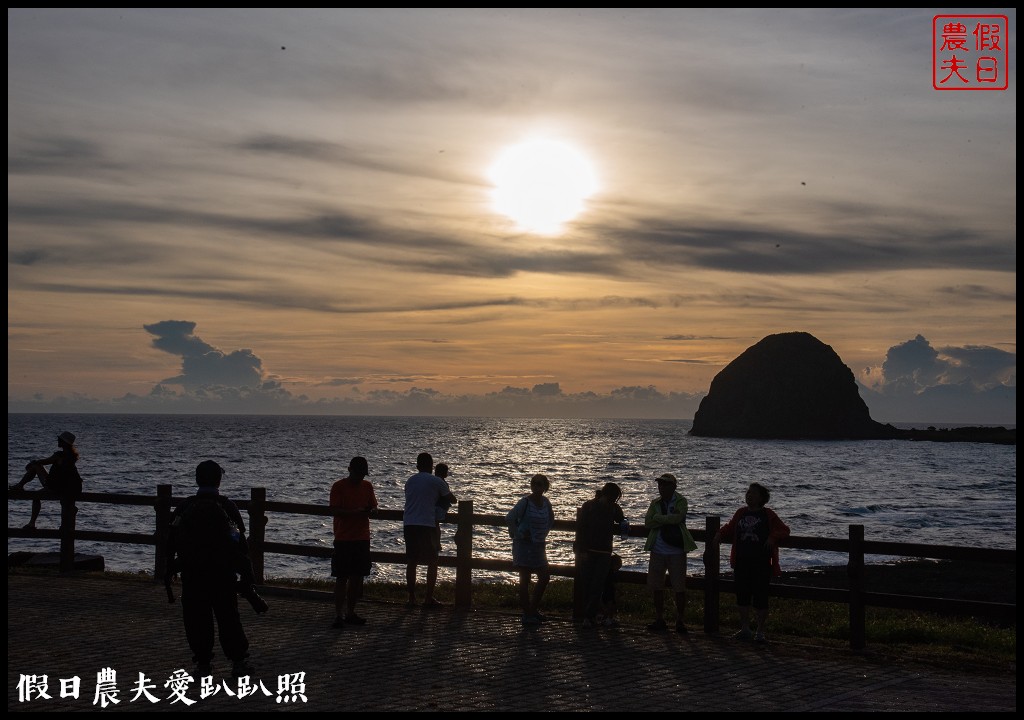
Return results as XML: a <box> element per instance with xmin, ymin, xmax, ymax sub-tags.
<box><xmin>644</xmin><ymin>473</ymin><xmax>697</xmax><ymax>634</ymax></box>
<box><xmin>712</xmin><ymin>481</ymin><xmax>791</xmax><ymax>644</ymax></box>
<box><xmin>507</xmin><ymin>473</ymin><xmax>555</xmax><ymax>625</ymax></box>
<box><xmin>9</xmin><ymin>430</ymin><xmax>83</xmax><ymax>530</ymax></box>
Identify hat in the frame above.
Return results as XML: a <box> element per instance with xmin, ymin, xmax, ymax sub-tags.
<box><xmin>657</xmin><ymin>473</ymin><xmax>677</xmax><ymax>486</ymax></box>
<box><xmin>58</xmin><ymin>431</ymin><xmax>76</xmax><ymax>445</ymax></box>
<box><xmin>195</xmin><ymin>460</ymin><xmax>224</xmax><ymax>487</ymax></box>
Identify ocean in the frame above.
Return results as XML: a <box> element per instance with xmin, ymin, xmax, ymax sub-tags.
<box><xmin>6</xmin><ymin>413</ymin><xmax>1017</xmax><ymax>584</ymax></box>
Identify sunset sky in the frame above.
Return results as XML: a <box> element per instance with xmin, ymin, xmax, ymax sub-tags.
<box><xmin>7</xmin><ymin>8</ymin><xmax>1016</xmax><ymax>423</ymax></box>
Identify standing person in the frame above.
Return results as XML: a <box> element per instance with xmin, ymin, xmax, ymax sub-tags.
<box><xmin>644</xmin><ymin>473</ymin><xmax>697</xmax><ymax>634</ymax></box>
<box><xmin>574</xmin><ymin>482</ymin><xmax>628</xmax><ymax>629</ymax></box>
<box><xmin>404</xmin><ymin>452</ymin><xmax>457</xmax><ymax>607</ymax></box>
<box><xmin>433</xmin><ymin>462</ymin><xmax>454</xmax><ymax>539</ymax></box>
<box><xmin>506</xmin><ymin>474</ymin><xmax>555</xmax><ymax>625</ymax></box>
<box><xmin>9</xmin><ymin>430</ymin><xmax>83</xmax><ymax>530</ymax></box>
<box><xmin>329</xmin><ymin>456</ymin><xmax>378</xmax><ymax>629</ymax></box>
<box><xmin>598</xmin><ymin>552</ymin><xmax>623</xmax><ymax>627</ymax></box>
<box><xmin>712</xmin><ymin>482</ymin><xmax>791</xmax><ymax>643</ymax></box>
<box><xmin>164</xmin><ymin>460</ymin><xmax>256</xmax><ymax>678</ymax></box>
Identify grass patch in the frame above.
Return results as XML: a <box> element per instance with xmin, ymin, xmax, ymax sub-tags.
<box><xmin>269</xmin><ymin>573</ymin><xmax>1015</xmax><ymax>673</ymax></box>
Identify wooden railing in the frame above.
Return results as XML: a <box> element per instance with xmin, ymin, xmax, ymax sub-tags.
<box><xmin>7</xmin><ymin>486</ymin><xmax>1015</xmax><ymax>650</ymax></box>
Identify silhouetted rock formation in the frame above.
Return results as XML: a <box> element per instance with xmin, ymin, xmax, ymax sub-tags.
<box><xmin>690</xmin><ymin>332</ymin><xmax>896</xmax><ymax>440</ymax></box>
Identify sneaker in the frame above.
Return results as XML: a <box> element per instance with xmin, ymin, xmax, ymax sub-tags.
<box><xmin>331</xmin><ymin>616</ymin><xmax>345</xmax><ymax>629</ymax></box>
<box><xmin>732</xmin><ymin>628</ymin><xmax>754</xmax><ymax>641</ymax></box>
<box><xmin>602</xmin><ymin>617</ymin><xmax>620</xmax><ymax>628</ymax></box>
<box><xmin>231</xmin><ymin>660</ymin><xmax>254</xmax><ymax>678</ymax></box>
<box><xmin>534</xmin><ymin>612</ymin><xmax>548</xmax><ymax>622</ymax></box>
<box><xmin>521</xmin><ymin>614</ymin><xmax>542</xmax><ymax>625</ymax></box>
<box><xmin>345</xmin><ymin>613</ymin><xmax>367</xmax><ymax>626</ymax></box>
<box><xmin>646</xmin><ymin>619</ymin><xmax>669</xmax><ymax>633</ymax></box>
<box><xmin>193</xmin><ymin>661</ymin><xmax>213</xmax><ymax>677</ymax></box>
<box><xmin>581</xmin><ymin>618</ymin><xmax>597</xmax><ymax>629</ymax></box>
<box><xmin>676</xmin><ymin>620</ymin><xmax>688</xmax><ymax>635</ymax></box>
<box><xmin>422</xmin><ymin>598</ymin><xmax>445</xmax><ymax>609</ymax></box>
<box><xmin>754</xmin><ymin>631</ymin><xmax>767</xmax><ymax>643</ymax></box>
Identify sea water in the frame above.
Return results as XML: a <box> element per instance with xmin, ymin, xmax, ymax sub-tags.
<box><xmin>6</xmin><ymin>413</ymin><xmax>1016</xmax><ymax>583</ymax></box>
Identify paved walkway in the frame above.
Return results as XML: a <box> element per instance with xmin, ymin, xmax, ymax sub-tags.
<box><xmin>7</xmin><ymin>572</ymin><xmax>1016</xmax><ymax>712</ymax></box>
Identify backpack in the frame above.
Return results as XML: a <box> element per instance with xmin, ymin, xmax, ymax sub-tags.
<box><xmin>656</xmin><ymin>499</ymin><xmax>688</xmax><ymax>548</ymax></box>
<box><xmin>169</xmin><ymin>496</ymin><xmax>248</xmax><ymax>578</ymax></box>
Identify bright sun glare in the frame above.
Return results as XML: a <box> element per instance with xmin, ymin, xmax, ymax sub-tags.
<box><xmin>488</xmin><ymin>138</ymin><xmax>598</xmax><ymax>235</ymax></box>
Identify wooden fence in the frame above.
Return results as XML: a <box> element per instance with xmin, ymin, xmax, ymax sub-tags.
<box><xmin>7</xmin><ymin>486</ymin><xmax>1015</xmax><ymax>650</ymax></box>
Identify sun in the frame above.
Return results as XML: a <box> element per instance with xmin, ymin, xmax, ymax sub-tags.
<box><xmin>488</xmin><ymin>138</ymin><xmax>598</xmax><ymax>235</ymax></box>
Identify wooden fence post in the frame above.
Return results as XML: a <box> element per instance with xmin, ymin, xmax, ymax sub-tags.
<box><xmin>59</xmin><ymin>495</ymin><xmax>77</xmax><ymax>573</ymax></box>
<box><xmin>154</xmin><ymin>484</ymin><xmax>172</xmax><ymax>580</ymax></box>
<box><xmin>848</xmin><ymin>523</ymin><xmax>866</xmax><ymax>650</ymax></box>
<box><xmin>703</xmin><ymin>515</ymin><xmax>721</xmax><ymax>633</ymax></box>
<box><xmin>249</xmin><ymin>487</ymin><xmax>267</xmax><ymax>584</ymax></box>
<box><xmin>454</xmin><ymin>500</ymin><xmax>473</xmax><ymax>609</ymax></box>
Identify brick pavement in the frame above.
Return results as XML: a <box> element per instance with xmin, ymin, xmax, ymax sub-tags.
<box><xmin>7</xmin><ymin>572</ymin><xmax>1016</xmax><ymax>712</ymax></box>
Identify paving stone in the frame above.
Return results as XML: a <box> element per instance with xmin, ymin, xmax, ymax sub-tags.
<box><xmin>6</xmin><ymin>573</ymin><xmax>1016</xmax><ymax>712</ymax></box>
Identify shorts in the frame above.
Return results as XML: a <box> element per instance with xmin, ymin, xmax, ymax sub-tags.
<box><xmin>511</xmin><ymin>538</ymin><xmax>548</xmax><ymax>570</ymax></box>
<box><xmin>733</xmin><ymin>557</ymin><xmax>772</xmax><ymax>609</ymax></box>
<box><xmin>403</xmin><ymin>525</ymin><xmax>440</xmax><ymax>564</ymax></box>
<box><xmin>647</xmin><ymin>552</ymin><xmax>687</xmax><ymax>593</ymax></box>
<box><xmin>331</xmin><ymin>539</ymin><xmax>372</xmax><ymax>578</ymax></box>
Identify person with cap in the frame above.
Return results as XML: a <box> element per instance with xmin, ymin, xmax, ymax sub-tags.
<box><xmin>164</xmin><ymin>460</ymin><xmax>255</xmax><ymax>678</ymax></box>
<box><xmin>644</xmin><ymin>473</ymin><xmax>697</xmax><ymax>634</ymax></box>
<box><xmin>328</xmin><ymin>456</ymin><xmax>378</xmax><ymax>628</ymax></box>
<box><xmin>9</xmin><ymin>430</ymin><xmax>83</xmax><ymax>530</ymax></box>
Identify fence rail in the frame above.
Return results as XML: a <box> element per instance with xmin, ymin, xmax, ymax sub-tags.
<box><xmin>7</xmin><ymin>486</ymin><xmax>1015</xmax><ymax>650</ymax></box>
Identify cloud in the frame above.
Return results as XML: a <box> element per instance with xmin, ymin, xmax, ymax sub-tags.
<box><xmin>8</xmin><ymin>322</ymin><xmax>1014</xmax><ymax>425</ymax></box>
<box><xmin>873</xmin><ymin>335</ymin><xmax>1016</xmax><ymax>394</ymax></box>
<box><xmin>8</xmin><ymin>135</ymin><xmax>120</xmax><ymax>176</ymax></box>
<box><xmin>857</xmin><ymin>334</ymin><xmax>1016</xmax><ymax>424</ymax></box>
<box><xmin>143</xmin><ymin>320</ymin><xmax>264</xmax><ymax>391</ymax></box>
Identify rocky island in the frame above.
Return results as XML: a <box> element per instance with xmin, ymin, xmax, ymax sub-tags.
<box><xmin>690</xmin><ymin>332</ymin><xmax>1014</xmax><ymax>444</ymax></box>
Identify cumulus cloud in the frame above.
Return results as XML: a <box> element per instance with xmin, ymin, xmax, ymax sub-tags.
<box><xmin>858</xmin><ymin>334</ymin><xmax>1016</xmax><ymax>424</ymax></box>
<box><xmin>870</xmin><ymin>334</ymin><xmax>1016</xmax><ymax>394</ymax></box>
<box><xmin>143</xmin><ymin>320</ymin><xmax>265</xmax><ymax>391</ymax></box>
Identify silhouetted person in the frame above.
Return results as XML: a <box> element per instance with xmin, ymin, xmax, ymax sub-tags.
<box><xmin>9</xmin><ymin>430</ymin><xmax>83</xmax><ymax>530</ymax></box>
<box><xmin>713</xmin><ymin>482</ymin><xmax>791</xmax><ymax>643</ymax></box>
<box><xmin>433</xmin><ymin>462</ymin><xmax>458</xmax><ymax>550</ymax></box>
<box><xmin>165</xmin><ymin>460</ymin><xmax>256</xmax><ymax>678</ymax></box>
<box><xmin>644</xmin><ymin>473</ymin><xmax>697</xmax><ymax>634</ymax></box>
<box><xmin>404</xmin><ymin>452</ymin><xmax>456</xmax><ymax>607</ymax></box>
<box><xmin>506</xmin><ymin>473</ymin><xmax>555</xmax><ymax>624</ymax></box>
<box><xmin>329</xmin><ymin>456</ymin><xmax>378</xmax><ymax>628</ymax></box>
<box><xmin>574</xmin><ymin>482</ymin><xmax>627</xmax><ymax>628</ymax></box>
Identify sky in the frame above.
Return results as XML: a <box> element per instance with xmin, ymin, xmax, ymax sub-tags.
<box><xmin>7</xmin><ymin>8</ymin><xmax>1017</xmax><ymax>424</ymax></box>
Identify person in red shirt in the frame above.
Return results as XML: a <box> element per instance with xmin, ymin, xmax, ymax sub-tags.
<box><xmin>713</xmin><ymin>482</ymin><xmax>790</xmax><ymax>643</ymax></box>
<box><xmin>329</xmin><ymin>456</ymin><xmax>378</xmax><ymax>628</ymax></box>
